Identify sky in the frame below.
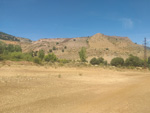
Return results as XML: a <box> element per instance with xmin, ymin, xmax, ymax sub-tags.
<box><xmin>0</xmin><ymin>0</ymin><xmax>150</xmax><ymax>44</ymax></box>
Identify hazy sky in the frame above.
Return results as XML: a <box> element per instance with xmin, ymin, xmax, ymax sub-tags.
<box><xmin>0</xmin><ymin>0</ymin><xmax>150</xmax><ymax>44</ymax></box>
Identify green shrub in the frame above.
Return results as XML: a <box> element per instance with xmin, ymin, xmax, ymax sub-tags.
<box><xmin>111</xmin><ymin>57</ymin><xmax>124</xmax><ymax>67</ymax></box>
<box><xmin>49</xmin><ymin>49</ymin><xmax>52</xmax><ymax>53</ymax></box>
<box><xmin>64</xmin><ymin>46</ymin><xmax>67</xmax><ymax>49</ymax></box>
<box><xmin>125</xmin><ymin>55</ymin><xmax>143</xmax><ymax>67</ymax></box>
<box><xmin>33</xmin><ymin>51</ymin><xmax>38</xmax><ymax>56</ymax></box>
<box><xmin>56</xmin><ymin>42</ymin><xmax>59</xmax><ymax>45</ymax></box>
<box><xmin>97</xmin><ymin>57</ymin><xmax>104</xmax><ymax>64</ymax></box>
<box><xmin>33</xmin><ymin>57</ymin><xmax>41</xmax><ymax>64</ymax></box>
<box><xmin>53</xmin><ymin>46</ymin><xmax>56</xmax><ymax>50</ymax></box>
<box><xmin>44</xmin><ymin>53</ymin><xmax>58</xmax><ymax>62</ymax></box>
<box><xmin>90</xmin><ymin>57</ymin><xmax>99</xmax><ymax>65</ymax></box>
<box><xmin>105</xmin><ymin>48</ymin><xmax>109</xmax><ymax>50</ymax></box>
<box><xmin>44</xmin><ymin>55</ymin><xmax>50</xmax><ymax>62</ymax></box>
<box><xmin>62</xmin><ymin>49</ymin><xmax>64</xmax><ymax>52</ymax></box>
<box><xmin>90</xmin><ymin>57</ymin><xmax>106</xmax><ymax>65</ymax></box>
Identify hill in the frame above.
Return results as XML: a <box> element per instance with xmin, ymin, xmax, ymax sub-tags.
<box><xmin>0</xmin><ymin>32</ymin><xmax>147</xmax><ymax>62</ymax></box>
<box><xmin>21</xmin><ymin>33</ymin><xmax>146</xmax><ymax>62</ymax></box>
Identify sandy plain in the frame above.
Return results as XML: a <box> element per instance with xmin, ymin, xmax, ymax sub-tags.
<box><xmin>0</xmin><ymin>64</ymin><xmax>150</xmax><ymax>113</ymax></box>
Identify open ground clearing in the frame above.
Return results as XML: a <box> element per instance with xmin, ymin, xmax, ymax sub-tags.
<box><xmin>0</xmin><ymin>64</ymin><xmax>150</xmax><ymax>113</ymax></box>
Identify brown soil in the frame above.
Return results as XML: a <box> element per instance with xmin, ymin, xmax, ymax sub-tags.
<box><xmin>0</xmin><ymin>64</ymin><xmax>150</xmax><ymax>113</ymax></box>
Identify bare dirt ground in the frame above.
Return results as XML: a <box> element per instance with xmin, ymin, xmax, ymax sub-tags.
<box><xmin>0</xmin><ymin>64</ymin><xmax>150</xmax><ymax>113</ymax></box>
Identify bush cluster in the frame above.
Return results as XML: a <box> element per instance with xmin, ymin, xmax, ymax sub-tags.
<box><xmin>125</xmin><ymin>55</ymin><xmax>143</xmax><ymax>67</ymax></box>
<box><xmin>90</xmin><ymin>57</ymin><xmax>107</xmax><ymax>65</ymax></box>
<box><xmin>111</xmin><ymin>57</ymin><xmax>124</xmax><ymax>67</ymax></box>
<box><xmin>110</xmin><ymin>55</ymin><xmax>144</xmax><ymax>67</ymax></box>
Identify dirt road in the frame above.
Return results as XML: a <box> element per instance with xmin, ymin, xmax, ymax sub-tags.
<box><xmin>0</xmin><ymin>65</ymin><xmax>150</xmax><ymax>113</ymax></box>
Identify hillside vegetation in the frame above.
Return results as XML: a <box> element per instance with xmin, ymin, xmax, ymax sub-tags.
<box><xmin>21</xmin><ymin>33</ymin><xmax>146</xmax><ymax>62</ymax></box>
<box><xmin>0</xmin><ymin>32</ymin><xmax>149</xmax><ymax>64</ymax></box>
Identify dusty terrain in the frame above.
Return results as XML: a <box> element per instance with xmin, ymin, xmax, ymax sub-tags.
<box><xmin>0</xmin><ymin>64</ymin><xmax>150</xmax><ymax>113</ymax></box>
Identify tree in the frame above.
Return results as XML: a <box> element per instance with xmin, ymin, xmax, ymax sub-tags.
<box><xmin>125</xmin><ymin>55</ymin><xmax>143</xmax><ymax>67</ymax></box>
<box><xmin>90</xmin><ymin>57</ymin><xmax>107</xmax><ymax>65</ymax></box>
<box><xmin>111</xmin><ymin>57</ymin><xmax>124</xmax><ymax>67</ymax></box>
<box><xmin>49</xmin><ymin>49</ymin><xmax>52</xmax><ymax>53</ymax></box>
<box><xmin>38</xmin><ymin>49</ymin><xmax>45</xmax><ymax>60</ymax></box>
<box><xmin>53</xmin><ymin>46</ymin><xmax>56</xmax><ymax>50</ymax></box>
<box><xmin>97</xmin><ymin>57</ymin><xmax>104</xmax><ymax>64</ymax></box>
<box><xmin>79</xmin><ymin>47</ymin><xmax>87</xmax><ymax>62</ymax></box>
